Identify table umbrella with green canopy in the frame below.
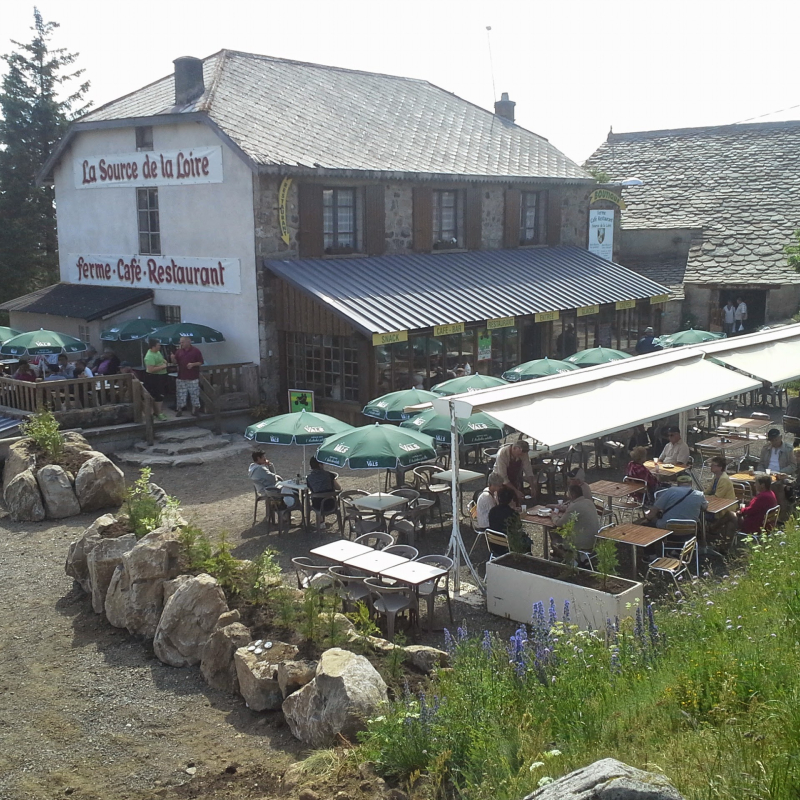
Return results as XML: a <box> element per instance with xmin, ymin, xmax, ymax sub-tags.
<box><xmin>149</xmin><ymin>322</ymin><xmax>225</xmax><ymax>345</ymax></box>
<box><xmin>502</xmin><ymin>357</ymin><xmax>579</xmax><ymax>382</ymax></box>
<box><xmin>400</xmin><ymin>407</ymin><xmax>506</xmax><ymax>445</ymax></box>
<box><xmin>100</xmin><ymin>318</ymin><xmax>163</xmax><ymax>342</ymax></box>
<box><xmin>316</xmin><ymin>423</ymin><xmax>437</xmax><ymax>470</ymax></box>
<box><xmin>0</xmin><ymin>326</ymin><xmax>21</xmax><ymax>344</ymax></box>
<box><xmin>657</xmin><ymin>328</ymin><xmax>726</xmax><ymax>348</ymax></box>
<box><xmin>564</xmin><ymin>347</ymin><xmax>631</xmax><ymax>368</ymax></box>
<box><xmin>0</xmin><ymin>329</ymin><xmax>88</xmax><ymax>356</ymax></box>
<box><xmin>244</xmin><ymin>409</ymin><xmax>353</xmax><ymax>445</ymax></box>
<box><xmin>363</xmin><ymin>388</ymin><xmax>438</xmax><ymax>422</ymax></box>
<box><xmin>431</xmin><ymin>373</ymin><xmax>507</xmax><ymax>395</ymax></box>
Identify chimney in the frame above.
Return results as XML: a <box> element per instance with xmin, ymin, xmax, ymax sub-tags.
<box><xmin>173</xmin><ymin>56</ymin><xmax>205</xmax><ymax>106</ymax></box>
<box><xmin>494</xmin><ymin>92</ymin><xmax>516</xmax><ymax>122</ymax></box>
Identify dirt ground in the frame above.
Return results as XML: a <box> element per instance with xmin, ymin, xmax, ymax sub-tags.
<box><xmin>0</xmin><ymin>444</ymin><xmax>517</xmax><ymax>800</ymax></box>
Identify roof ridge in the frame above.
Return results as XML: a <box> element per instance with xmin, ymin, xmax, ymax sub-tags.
<box><xmin>198</xmin><ymin>49</ymin><xmax>230</xmax><ymax>112</ymax></box>
<box><xmin>607</xmin><ymin>119</ymin><xmax>800</xmax><ymax>142</ymax></box>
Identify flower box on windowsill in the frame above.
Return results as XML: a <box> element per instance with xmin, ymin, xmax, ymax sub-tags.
<box><xmin>485</xmin><ymin>553</ymin><xmax>643</xmax><ymax>629</ymax></box>
<box><xmin>432</xmin><ymin>240</ymin><xmax>462</xmax><ymax>251</ymax></box>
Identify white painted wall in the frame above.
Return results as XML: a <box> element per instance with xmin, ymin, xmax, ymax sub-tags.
<box><xmin>53</xmin><ymin>121</ymin><xmax>259</xmax><ymax>366</ymax></box>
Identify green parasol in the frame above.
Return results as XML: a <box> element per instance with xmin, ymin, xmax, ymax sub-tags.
<box><xmin>0</xmin><ymin>329</ymin><xmax>88</xmax><ymax>356</ymax></box>
<box><xmin>0</xmin><ymin>326</ymin><xmax>22</xmax><ymax>344</ymax></box>
<box><xmin>502</xmin><ymin>357</ymin><xmax>579</xmax><ymax>382</ymax></box>
<box><xmin>564</xmin><ymin>347</ymin><xmax>631</xmax><ymax>368</ymax></box>
<box><xmin>244</xmin><ymin>409</ymin><xmax>354</xmax><ymax>445</ymax></box>
<box><xmin>657</xmin><ymin>328</ymin><xmax>726</xmax><ymax>348</ymax></box>
<box><xmin>100</xmin><ymin>318</ymin><xmax>163</xmax><ymax>342</ymax></box>
<box><xmin>316</xmin><ymin>423</ymin><xmax>437</xmax><ymax>470</ymax></box>
<box><xmin>400</xmin><ymin>407</ymin><xmax>506</xmax><ymax>445</ymax></box>
<box><xmin>149</xmin><ymin>322</ymin><xmax>225</xmax><ymax>345</ymax></box>
<box><xmin>431</xmin><ymin>373</ymin><xmax>507</xmax><ymax>395</ymax></box>
<box><xmin>362</xmin><ymin>388</ymin><xmax>438</xmax><ymax>422</ymax></box>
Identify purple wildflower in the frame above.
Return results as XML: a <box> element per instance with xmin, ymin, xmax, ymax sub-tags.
<box><xmin>563</xmin><ymin>600</ymin><xmax>571</xmax><ymax>624</ymax></box>
<box><xmin>549</xmin><ymin>598</ymin><xmax>557</xmax><ymax>628</ymax></box>
<box><xmin>482</xmin><ymin>630</ymin><xmax>493</xmax><ymax>655</ymax></box>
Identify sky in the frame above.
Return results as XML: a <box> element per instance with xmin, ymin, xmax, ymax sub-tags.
<box><xmin>4</xmin><ymin>0</ymin><xmax>800</xmax><ymax>164</ymax></box>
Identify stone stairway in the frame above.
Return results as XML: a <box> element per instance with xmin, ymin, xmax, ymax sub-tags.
<box><xmin>115</xmin><ymin>426</ymin><xmax>251</xmax><ymax>468</ymax></box>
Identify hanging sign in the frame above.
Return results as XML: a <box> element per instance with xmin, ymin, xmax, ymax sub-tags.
<box><xmin>535</xmin><ymin>310</ymin><xmax>560</xmax><ymax>323</ymax></box>
<box><xmin>577</xmin><ymin>304</ymin><xmax>600</xmax><ymax>317</ymax></box>
<box><xmin>278</xmin><ymin>177</ymin><xmax>293</xmax><ymax>245</ymax></box>
<box><xmin>615</xmin><ymin>299</ymin><xmax>636</xmax><ymax>310</ymax></box>
<box><xmin>486</xmin><ymin>316</ymin><xmax>515</xmax><ymax>330</ymax></box>
<box><xmin>588</xmin><ymin>209</ymin><xmax>614</xmax><ymax>261</ymax></box>
<box><xmin>589</xmin><ymin>188</ymin><xmax>627</xmax><ymax>209</ymax></box>
<box><xmin>650</xmin><ymin>293</ymin><xmax>670</xmax><ymax>305</ymax></box>
<box><xmin>433</xmin><ymin>323</ymin><xmax>465</xmax><ymax>337</ymax></box>
<box><xmin>478</xmin><ymin>331</ymin><xmax>492</xmax><ymax>361</ymax></box>
<box><xmin>372</xmin><ymin>330</ymin><xmax>408</xmax><ymax>346</ymax></box>
<box><xmin>288</xmin><ymin>389</ymin><xmax>315</xmax><ymax>413</ymax></box>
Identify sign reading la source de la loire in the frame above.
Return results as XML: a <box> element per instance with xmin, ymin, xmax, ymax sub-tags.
<box><xmin>74</xmin><ymin>146</ymin><xmax>223</xmax><ymax>189</ymax></box>
<box><xmin>70</xmin><ymin>254</ymin><xmax>242</xmax><ymax>294</ymax></box>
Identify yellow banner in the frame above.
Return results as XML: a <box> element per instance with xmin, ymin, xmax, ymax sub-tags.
<box><xmin>615</xmin><ymin>299</ymin><xmax>636</xmax><ymax>310</ymax></box>
<box><xmin>535</xmin><ymin>310</ymin><xmax>560</xmax><ymax>323</ymax></box>
<box><xmin>577</xmin><ymin>304</ymin><xmax>600</xmax><ymax>317</ymax></box>
<box><xmin>589</xmin><ymin>188</ymin><xmax>627</xmax><ymax>210</ymax></box>
<box><xmin>650</xmin><ymin>293</ymin><xmax>670</xmax><ymax>305</ymax></box>
<box><xmin>372</xmin><ymin>330</ymin><xmax>408</xmax><ymax>346</ymax></box>
<box><xmin>278</xmin><ymin>177</ymin><xmax>293</xmax><ymax>245</ymax></box>
<box><xmin>487</xmin><ymin>316</ymin><xmax>515</xmax><ymax>330</ymax></box>
<box><xmin>434</xmin><ymin>323</ymin><xmax>465</xmax><ymax>337</ymax></box>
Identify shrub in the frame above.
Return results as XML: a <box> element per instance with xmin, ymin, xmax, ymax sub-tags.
<box><xmin>20</xmin><ymin>406</ymin><xmax>63</xmax><ymax>461</ymax></box>
<box><xmin>124</xmin><ymin>467</ymin><xmax>164</xmax><ymax>538</ymax></box>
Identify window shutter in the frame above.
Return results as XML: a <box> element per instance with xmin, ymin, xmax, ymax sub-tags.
<box><xmin>546</xmin><ymin>189</ymin><xmax>562</xmax><ymax>246</ymax></box>
<box><xmin>364</xmin><ymin>184</ymin><xmax>386</xmax><ymax>256</ymax></box>
<box><xmin>412</xmin><ymin>186</ymin><xmax>433</xmax><ymax>252</ymax></box>
<box><xmin>298</xmin><ymin>183</ymin><xmax>323</xmax><ymax>258</ymax></box>
<box><xmin>504</xmin><ymin>188</ymin><xmax>521</xmax><ymax>248</ymax></box>
<box><xmin>465</xmin><ymin>187</ymin><xmax>483</xmax><ymax>250</ymax></box>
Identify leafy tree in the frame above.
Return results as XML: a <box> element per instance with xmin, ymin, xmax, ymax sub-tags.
<box><xmin>786</xmin><ymin>229</ymin><xmax>800</xmax><ymax>272</ymax></box>
<box><xmin>0</xmin><ymin>8</ymin><xmax>90</xmax><ymax>304</ymax></box>
<box><xmin>584</xmin><ymin>165</ymin><xmax>611</xmax><ymax>183</ymax></box>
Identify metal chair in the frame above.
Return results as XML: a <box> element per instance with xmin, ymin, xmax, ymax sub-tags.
<box><xmin>783</xmin><ymin>415</ymin><xmax>800</xmax><ymax>447</ymax></box>
<box><xmin>364</xmin><ymin>577</ymin><xmax>417</xmax><ymax>641</ymax></box>
<box><xmin>661</xmin><ymin>519</ymin><xmax>700</xmax><ymax>575</ymax></box>
<box><xmin>354</xmin><ymin>531</ymin><xmax>395</xmax><ymax>550</ymax></box>
<box><xmin>485</xmin><ymin>529</ymin><xmax>510</xmax><ymax>562</ymax></box>
<box><xmin>737</xmin><ymin>504</ymin><xmax>781</xmax><ymax>544</ymax></box>
<box><xmin>416</xmin><ymin>554</ymin><xmax>454</xmax><ymax>629</ymax></box>
<box><xmin>612</xmin><ymin>476</ymin><xmax>647</xmax><ymax>523</ymax></box>
<box><xmin>647</xmin><ymin>537</ymin><xmax>697</xmax><ymax>589</ymax></box>
<box><xmin>732</xmin><ymin>480</ymin><xmax>753</xmax><ymax>506</ymax></box>
<box><xmin>383</xmin><ymin>544</ymin><xmax>419</xmax><ymax>560</ymax></box>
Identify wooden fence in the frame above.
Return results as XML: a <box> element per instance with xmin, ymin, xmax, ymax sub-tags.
<box><xmin>0</xmin><ymin>373</ymin><xmax>134</xmax><ymax>414</ymax></box>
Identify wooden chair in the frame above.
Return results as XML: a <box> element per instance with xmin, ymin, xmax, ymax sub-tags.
<box><xmin>485</xmin><ymin>529</ymin><xmax>510</xmax><ymax>562</ymax></box>
<box><xmin>732</xmin><ymin>481</ymin><xmax>753</xmax><ymax>506</ymax></box>
<box><xmin>647</xmin><ymin>537</ymin><xmax>697</xmax><ymax>589</ymax></box>
<box><xmin>364</xmin><ymin>577</ymin><xmax>417</xmax><ymax>641</ymax></box>
<box><xmin>416</xmin><ymin>554</ymin><xmax>454</xmax><ymax>629</ymax></box>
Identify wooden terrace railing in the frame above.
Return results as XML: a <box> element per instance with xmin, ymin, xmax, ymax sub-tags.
<box><xmin>0</xmin><ymin>373</ymin><xmax>134</xmax><ymax>414</ymax></box>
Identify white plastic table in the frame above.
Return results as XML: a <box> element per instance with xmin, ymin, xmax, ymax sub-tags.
<box><xmin>432</xmin><ymin>469</ymin><xmax>484</xmax><ymax>484</ymax></box>
<box><xmin>352</xmin><ymin>493</ymin><xmax>409</xmax><ymax>513</ymax></box>
<box><xmin>310</xmin><ymin>540</ymin><xmax>372</xmax><ymax>562</ymax></box>
<box><xmin>380</xmin><ymin>560</ymin><xmax>447</xmax><ymax>585</ymax></box>
<box><xmin>343</xmin><ymin>549</ymin><xmax>409</xmax><ymax>575</ymax></box>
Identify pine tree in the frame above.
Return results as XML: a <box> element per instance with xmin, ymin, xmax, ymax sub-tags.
<box><xmin>0</xmin><ymin>8</ymin><xmax>90</xmax><ymax>305</ymax></box>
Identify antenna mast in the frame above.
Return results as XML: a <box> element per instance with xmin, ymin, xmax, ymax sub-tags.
<box><xmin>485</xmin><ymin>26</ymin><xmax>497</xmax><ymax>101</ymax></box>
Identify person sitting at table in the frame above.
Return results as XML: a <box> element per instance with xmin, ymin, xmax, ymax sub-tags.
<box><xmin>95</xmin><ymin>349</ymin><xmax>121</xmax><ymax>376</ymax></box>
<box><xmin>249</xmin><ymin>450</ymin><xmax>280</xmax><ymax>494</ymax></box>
<box><xmin>705</xmin><ymin>456</ymin><xmax>736</xmax><ymax>499</ymax></box>
<box><xmin>12</xmin><ymin>360</ymin><xmax>36</xmax><ymax>382</ymax></box>
<box><xmin>646</xmin><ymin>473</ymin><xmax>707</xmax><ymax>529</ymax></box>
<box><xmin>475</xmin><ymin>472</ymin><xmax>504</xmax><ymax>531</ymax></box>
<box><xmin>73</xmin><ymin>359</ymin><xmax>93</xmax><ymax>378</ymax></box>
<box><xmin>306</xmin><ymin>456</ymin><xmax>341</xmax><ymax>532</ymax></box>
<box><xmin>57</xmin><ymin>353</ymin><xmax>75</xmax><ymax>378</ymax></box>
<box><xmin>43</xmin><ymin>363</ymin><xmax>67</xmax><ymax>381</ymax></box>
<box><xmin>658</xmin><ymin>426</ymin><xmax>691</xmax><ymax>465</ymax></box>
<box><xmin>625</xmin><ymin>446</ymin><xmax>658</xmax><ymax>500</ymax></box>
<box><xmin>627</xmin><ymin>424</ymin><xmax>650</xmax><ymax>451</ymax></box>
<box><xmin>758</xmin><ymin>429</ymin><xmax>796</xmax><ymax>476</ymax></box>
<box><xmin>495</xmin><ymin>440</ymin><xmax>537</xmax><ymax>504</ymax></box>
<box><xmin>739</xmin><ymin>474</ymin><xmax>778</xmax><ymax>535</ymax></box>
<box><xmin>566</xmin><ymin>468</ymin><xmax>592</xmax><ymax>499</ymax></box>
<box><xmin>551</xmin><ymin>483</ymin><xmax>600</xmax><ymax>563</ymax></box>
<box><xmin>487</xmin><ymin>487</ymin><xmax>519</xmax><ymax>534</ymax></box>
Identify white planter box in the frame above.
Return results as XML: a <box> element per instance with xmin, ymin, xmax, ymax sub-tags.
<box><xmin>486</xmin><ymin>553</ymin><xmax>643</xmax><ymax>629</ymax></box>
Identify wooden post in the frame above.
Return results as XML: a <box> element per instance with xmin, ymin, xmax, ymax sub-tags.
<box><xmin>143</xmin><ymin>390</ymin><xmax>154</xmax><ymax>446</ymax></box>
<box><xmin>131</xmin><ymin>377</ymin><xmax>143</xmax><ymax>423</ymax></box>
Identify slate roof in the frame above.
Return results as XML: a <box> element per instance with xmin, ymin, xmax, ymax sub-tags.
<box><xmin>265</xmin><ymin>246</ymin><xmax>669</xmax><ymax>335</ymax></box>
<box><xmin>586</xmin><ymin>121</ymin><xmax>800</xmax><ymax>286</ymax></box>
<box><xmin>0</xmin><ymin>283</ymin><xmax>153</xmax><ymax>321</ymax></box>
<box><xmin>619</xmin><ymin>255</ymin><xmax>687</xmax><ymax>300</ymax></box>
<box><xmin>77</xmin><ymin>50</ymin><xmax>589</xmax><ymax>182</ymax></box>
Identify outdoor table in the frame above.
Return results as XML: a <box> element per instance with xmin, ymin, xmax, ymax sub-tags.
<box><xmin>432</xmin><ymin>468</ymin><xmax>484</xmax><ymax>513</ymax></box>
<box><xmin>522</xmin><ymin>505</ymin><xmax>560</xmax><ymax>559</ymax></box>
<box><xmin>595</xmin><ymin>523</ymin><xmax>672</xmax><ymax>578</ymax></box>
<box><xmin>589</xmin><ymin>480</ymin><xmax>641</xmax><ymax>512</ymax></box>
<box><xmin>379</xmin><ymin>560</ymin><xmax>448</xmax><ymax>630</ymax></box>
<box><xmin>645</xmin><ymin>460</ymin><xmax>688</xmax><ymax>479</ymax></box>
<box><xmin>702</xmin><ymin>496</ymin><xmax>739</xmax><ymax>551</ymax></box>
<box><xmin>729</xmin><ymin>471</ymin><xmax>780</xmax><ymax>484</ymax></box>
<box><xmin>343</xmin><ymin>549</ymin><xmax>409</xmax><ymax>575</ymax></box>
<box><xmin>352</xmin><ymin>493</ymin><xmax>409</xmax><ymax>513</ymax></box>
<box><xmin>720</xmin><ymin>417</ymin><xmax>770</xmax><ymax>435</ymax></box>
<box><xmin>695</xmin><ymin>435</ymin><xmax>754</xmax><ymax>456</ymax></box>
<box><xmin>310</xmin><ymin>540</ymin><xmax>373</xmax><ymax>562</ymax></box>
<box><xmin>277</xmin><ymin>479</ymin><xmax>309</xmax><ymax>531</ymax></box>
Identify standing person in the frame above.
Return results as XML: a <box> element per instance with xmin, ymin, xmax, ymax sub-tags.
<box><xmin>556</xmin><ymin>324</ymin><xmax>577</xmax><ymax>358</ymax></box>
<box><xmin>722</xmin><ymin>299</ymin><xmax>736</xmax><ymax>336</ymax></box>
<box><xmin>475</xmin><ymin>472</ymin><xmax>504</xmax><ymax>531</ymax></box>
<box><xmin>494</xmin><ymin>440</ymin><xmax>538</xmax><ymax>504</ymax></box>
<box><xmin>171</xmin><ymin>336</ymin><xmax>204</xmax><ymax>417</ymax></box>
<box><xmin>734</xmin><ymin>296</ymin><xmax>748</xmax><ymax>334</ymax></box>
<box><xmin>143</xmin><ymin>339</ymin><xmax>169</xmax><ymax>421</ymax></box>
<box><xmin>635</xmin><ymin>327</ymin><xmax>662</xmax><ymax>355</ymax></box>
<box><xmin>306</xmin><ymin>456</ymin><xmax>341</xmax><ymax>532</ymax></box>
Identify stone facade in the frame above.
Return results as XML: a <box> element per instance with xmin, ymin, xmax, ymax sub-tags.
<box><xmin>481</xmin><ymin>186</ymin><xmax>505</xmax><ymax>250</ymax></box>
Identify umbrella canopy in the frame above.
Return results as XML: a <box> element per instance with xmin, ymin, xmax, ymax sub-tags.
<box><xmin>0</xmin><ymin>326</ymin><xmax>21</xmax><ymax>344</ymax></box>
<box><xmin>363</xmin><ymin>388</ymin><xmax>438</xmax><ymax>421</ymax></box>
<box><xmin>100</xmin><ymin>318</ymin><xmax>162</xmax><ymax>342</ymax></box>
<box><xmin>564</xmin><ymin>347</ymin><xmax>631</xmax><ymax>368</ymax></box>
<box><xmin>400</xmin><ymin>407</ymin><xmax>506</xmax><ymax>445</ymax></box>
<box><xmin>658</xmin><ymin>328</ymin><xmax>726</xmax><ymax>348</ymax></box>
<box><xmin>244</xmin><ymin>409</ymin><xmax>354</xmax><ymax>445</ymax></box>
<box><xmin>0</xmin><ymin>329</ymin><xmax>88</xmax><ymax>356</ymax></box>
<box><xmin>502</xmin><ymin>357</ymin><xmax>579</xmax><ymax>382</ymax></box>
<box><xmin>149</xmin><ymin>322</ymin><xmax>225</xmax><ymax>345</ymax></box>
<box><xmin>432</xmin><ymin>373</ymin><xmax>507</xmax><ymax>395</ymax></box>
<box><xmin>316</xmin><ymin>423</ymin><xmax>437</xmax><ymax>469</ymax></box>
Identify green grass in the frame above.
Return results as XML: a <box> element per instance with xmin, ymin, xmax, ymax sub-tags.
<box><xmin>358</xmin><ymin>521</ymin><xmax>800</xmax><ymax>800</ymax></box>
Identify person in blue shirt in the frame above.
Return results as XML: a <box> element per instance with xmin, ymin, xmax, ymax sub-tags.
<box><xmin>648</xmin><ymin>474</ymin><xmax>707</xmax><ymax>529</ymax></box>
<box><xmin>635</xmin><ymin>327</ymin><xmax>662</xmax><ymax>355</ymax></box>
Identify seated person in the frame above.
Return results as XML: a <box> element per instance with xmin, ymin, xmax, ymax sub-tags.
<box><xmin>627</xmin><ymin>424</ymin><xmax>651</xmax><ymax>451</ymax></box>
<box><xmin>626</xmin><ymin>446</ymin><xmax>658</xmax><ymax>499</ymax></box>
<box><xmin>487</xmin><ymin>487</ymin><xmax>519</xmax><ymax>534</ymax></box>
<box><xmin>758</xmin><ymin>428</ymin><xmax>796</xmax><ymax>476</ymax></box>
<box><xmin>249</xmin><ymin>449</ymin><xmax>280</xmax><ymax>495</ymax></box>
<box><xmin>73</xmin><ymin>359</ymin><xmax>93</xmax><ymax>378</ymax></box>
<box><xmin>647</xmin><ymin>473</ymin><xmax>707</xmax><ymax>529</ymax></box>
<box><xmin>94</xmin><ymin>349</ymin><xmax>121</xmax><ymax>376</ymax></box>
<box><xmin>306</xmin><ymin>456</ymin><xmax>341</xmax><ymax>531</ymax></box>
<box><xmin>43</xmin><ymin>363</ymin><xmax>67</xmax><ymax>381</ymax></box>
<box><xmin>12</xmin><ymin>359</ymin><xmax>36</xmax><ymax>382</ymax></box>
<box><xmin>658</xmin><ymin>426</ymin><xmax>690</xmax><ymax>465</ymax></box>
<box><xmin>566</xmin><ymin>467</ymin><xmax>593</xmax><ymax>499</ymax></box>
<box><xmin>475</xmin><ymin>472</ymin><xmax>503</xmax><ymax>531</ymax></box>
<box><xmin>57</xmin><ymin>353</ymin><xmax>75</xmax><ymax>378</ymax></box>
<box><xmin>739</xmin><ymin>475</ymin><xmax>778</xmax><ymax>535</ymax></box>
<box><xmin>635</xmin><ymin>326</ymin><xmax>662</xmax><ymax>355</ymax></box>
<box><xmin>705</xmin><ymin>455</ymin><xmax>735</xmax><ymax>499</ymax></box>
<box><xmin>551</xmin><ymin>483</ymin><xmax>600</xmax><ymax>562</ymax></box>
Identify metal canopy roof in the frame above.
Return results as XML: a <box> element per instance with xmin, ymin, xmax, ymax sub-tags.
<box><xmin>264</xmin><ymin>246</ymin><xmax>669</xmax><ymax>336</ymax></box>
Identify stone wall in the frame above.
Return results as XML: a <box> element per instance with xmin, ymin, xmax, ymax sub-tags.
<box><xmin>481</xmin><ymin>186</ymin><xmax>505</xmax><ymax>250</ymax></box>
<box><xmin>560</xmin><ymin>186</ymin><xmax>591</xmax><ymax>248</ymax></box>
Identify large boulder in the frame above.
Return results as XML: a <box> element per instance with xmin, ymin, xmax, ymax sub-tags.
<box><xmin>233</xmin><ymin>642</ymin><xmax>300</xmax><ymax>711</ymax></box>
<box><xmin>65</xmin><ymin>514</ymin><xmax>120</xmax><ymax>592</ymax></box>
<box><xmin>282</xmin><ymin>648</ymin><xmax>388</xmax><ymax>747</ymax></box>
<box><xmin>87</xmin><ymin>534</ymin><xmax>137</xmax><ymax>614</ymax></box>
<box><xmin>278</xmin><ymin>660</ymin><xmax>317</xmax><ymax>699</ymax></box>
<box><xmin>36</xmin><ymin>464</ymin><xmax>81</xmax><ymax>519</ymax></box>
<box><xmin>2</xmin><ymin>438</ymin><xmax>36</xmax><ymax>495</ymax></box>
<box><xmin>404</xmin><ymin>645</ymin><xmax>449</xmax><ymax>674</ymax></box>
<box><xmin>201</xmin><ymin>622</ymin><xmax>252</xmax><ymax>694</ymax></box>
<box><xmin>74</xmin><ymin>452</ymin><xmax>126</xmax><ymax>512</ymax></box>
<box><xmin>524</xmin><ymin>758</ymin><xmax>685</xmax><ymax>800</ymax></box>
<box><xmin>4</xmin><ymin>468</ymin><xmax>45</xmax><ymax>522</ymax></box>
<box><xmin>153</xmin><ymin>574</ymin><xmax>228</xmax><ymax>667</ymax></box>
<box><xmin>62</xmin><ymin>431</ymin><xmax>93</xmax><ymax>453</ymax></box>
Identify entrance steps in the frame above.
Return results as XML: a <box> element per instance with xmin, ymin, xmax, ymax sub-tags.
<box><xmin>115</xmin><ymin>426</ymin><xmax>250</xmax><ymax>468</ymax></box>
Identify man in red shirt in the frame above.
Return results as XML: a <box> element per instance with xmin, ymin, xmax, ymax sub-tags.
<box><xmin>171</xmin><ymin>336</ymin><xmax>204</xmax><ymax>417</ymax></box>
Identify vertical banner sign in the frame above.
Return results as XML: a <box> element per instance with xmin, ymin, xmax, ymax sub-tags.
<box><xmin>477</xmin><ymin>331</ymin><xmax>492</xmax><ymax>361</ymax></box>
<box><xmin>278</xmin><ymin>177</ymin><xmax>293</xmax><ymax>245</ymax></box>
<box><xmin>588</xmin><ymin>209</ymin><xmax>614</xmax><ymax>261</ymax></box>
<box><xmin>288</xmin><ymin>389</ymin><xmax>314</xmax><ymax>413</ymax></box>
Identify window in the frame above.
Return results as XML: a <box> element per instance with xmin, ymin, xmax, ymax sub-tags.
<box><xmin>286</xmin><ymin>333</ymin><xmax>360</xmax><ymax>401</ymax></box>
<box><xmin>323</xmin><ymin>188</ymin><xmax>357</xmax><ymax>254</ymax></box>
<box><xmin>135</xmin><ymin>126</ymin><xmax>154</xmax><ymax>151</ymax></box>
<box><xmin>137</xmin><ymin>188</ymin><xmax>160</xmax><ymax>255</ymax></box>
<box><xmin>77</xmin><ymin>325</ymin><xmax>91</xmax><ymax>344</ymax></box>
<box><xmin>432</xmin><ymin>190</ymin><xmax>461</xmax><ymax>249</ymax></box>
<box><xmin>160</xmin><ymin>305</ymin><xmax>181</xmax><ymax>325</ymax></box>
<box><xmin>520</xmin><ymin>190</ymin><xmax>547</xmax><ymax>245</ymax></box>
